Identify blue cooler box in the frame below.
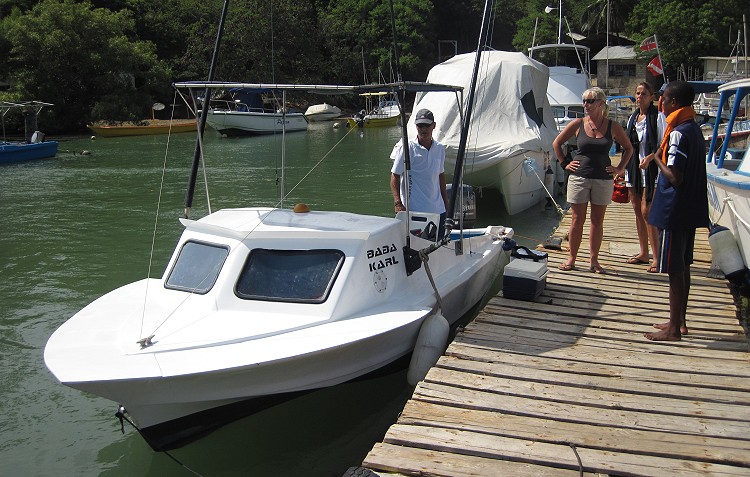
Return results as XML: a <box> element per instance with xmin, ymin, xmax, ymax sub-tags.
<box><xmin>503</xmin><ymin>259</ymin><xmax>547</xmax><ymax>301</ymax></box>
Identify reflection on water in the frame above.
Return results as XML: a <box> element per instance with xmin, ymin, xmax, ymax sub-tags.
<box><xmin>0</xmin><ymin>125</ymin><xmax>561</xmax><ymax>476</ymax></box>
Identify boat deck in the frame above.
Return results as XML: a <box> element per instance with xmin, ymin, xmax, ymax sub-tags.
<box><xmin>347</xmin><ymin>202</ymin><xmax>750</xmax><ymax>476</ymax></box>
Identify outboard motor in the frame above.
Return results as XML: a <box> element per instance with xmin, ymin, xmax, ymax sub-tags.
<box><xmin>708</xmin><ymin>224</ymin><xmax>745</xmax><ymax>284</ymax></box>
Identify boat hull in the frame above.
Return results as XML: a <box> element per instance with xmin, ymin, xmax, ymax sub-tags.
<box><xmin>446</xmin><ymin>150</ymin><xmax>551</xmax><ymax>215</ymax></box>
<box><xmin>707</xmin><ymin>163</ymin><xmax>750</xmax><ymax>266</ymax></box>
<box><xmin>0</xmin><ymin>141</ymin><xmax>58</xmax><ymax>164</ymax></box>
<box><xmin>207</xmin><ymin>110</ymin><xmax>308</xmax><ymax>136</ymax></box>
<box><xmin>88</xmin><ymin>121</ymin><xmax>197</xmax><ymax>137</ymax></box>
<box><xmin>44</xmin><ymin>207</ymin><xmax>510</xmax><ymax>450</ymax></box>
<box><xmin>346</xmin><ymin>114</ymin><xmax>399</xmax><ymax>128</ymax></box>
<box><xmin>304</xmin><ymin>103</ymin><xmax>341</xmax><ymax>122</ymax></box>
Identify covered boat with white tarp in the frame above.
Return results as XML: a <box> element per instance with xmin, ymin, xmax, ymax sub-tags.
<box><xmin>410</xmin><ymin>51</ymin><xmax>558</xmax><ymax>215</ymax></box>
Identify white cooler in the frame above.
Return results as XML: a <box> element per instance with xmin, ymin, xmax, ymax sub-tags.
<box><xmin>503</xmin><ymin>259</ymin><xmax>547</xmax><ymax>301</ymax></box>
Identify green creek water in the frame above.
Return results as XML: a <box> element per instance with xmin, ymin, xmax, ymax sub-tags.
<box><xmin>0</xmin><ymin>122</ymin><xmax>562</xmax><ymax>476</ymax></box>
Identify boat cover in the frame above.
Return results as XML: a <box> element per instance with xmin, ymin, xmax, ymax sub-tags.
<box><xmin>410</xmin><ymin>51</ymin><xmax>557</xmax><ymax>159</ymax></box>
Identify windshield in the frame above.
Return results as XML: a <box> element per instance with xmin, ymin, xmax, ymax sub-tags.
<box><xmin>165</xmin><ymin>241</ymin><xmax>230</xmax><ymax>294</ymax></box>
<box><xmin>235</xmin><ymin>249</ymin><xmax>344</xmax><ymax>303</ymax></box>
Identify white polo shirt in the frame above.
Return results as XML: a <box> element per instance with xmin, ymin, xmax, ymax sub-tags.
<box><xmin>390</xmin><ymin>137</ymin><xmax>446</xmax><ymax>214</ymax></box>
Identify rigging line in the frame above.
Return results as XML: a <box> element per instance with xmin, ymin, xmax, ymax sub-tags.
<box><xmin>725</xmin><ymin>197</ymin><xmax>750</xmax><ymax>231</ymax></box>
<box><xmin>144</xmin><ymin>123</ymin><xmax>362</xmax><ymax>340</ymax></box>
<box><xmin>277</xmin><ymin>123</ymin><xmax>362</xmax><ymax>203</ymax></box>
<box><xmin>141</xmin><ymin>91</ymin><xmax>180</xmax><ymax>339</ymax></box>
<box><xmin>197</xmin><ymin>116</ymin><xmax>212</xmax><ymax>215</ymax></box>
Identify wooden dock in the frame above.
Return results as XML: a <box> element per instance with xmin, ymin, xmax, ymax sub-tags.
<box><xmin>350</xmin><ymin>202</ymin><xmax>750</xmax><ymax>476</ymax></box>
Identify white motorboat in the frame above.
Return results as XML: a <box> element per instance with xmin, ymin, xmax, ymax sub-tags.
<box><xmin>529</xmin><ymin>43</ymin><xmax>591</xmax><ymax>148</ymax></box>
<box><xmin>346</xmin><ymin>92</ymin><xmax>401</xmax><ymax>128</ymax></box>
<box><xmin>44</xmin><ymin>78</ymin><xmax>513</xmax><ymax>450</ymax></box>
<box><xmin>410</xmin><ymin>51</ymin><xmax>558</xmax><ymax>215</ymax></box>
<box><xmin>303</xmin><ymin>102</ymin><xmax>342</xmax><ymax>122</ymax></box>
<box><xmin>706</xmin><ymin>78</ymin><xmax>750</xmax><ymax>268</ymax></box>
<box><xmin>205</xmin><ymin>87</ymin><xmax>308</xmax><ymax>136</ymax></box>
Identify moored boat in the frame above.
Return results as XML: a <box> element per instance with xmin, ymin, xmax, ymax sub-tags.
<box><xmin>346</xmin><ymin>92</ymin><xmax>400</xmax><ymax>128</ymax></box>
<box><xmin>205</xmin><ymin>87</ymin><xmax>308</xmax><ymax>136</ymax></box>
<box><xmin>304</xmin><ymin>103</ymin><xmax>342</xmax><ymax>121</ymax></box>
<box><xmin>44</xmin><ymin>78</ymin><xmax>513</xmax><ymax>450</ymax></box>
<box><xmin>410</xmin><ymin>51</ymin><xmax>558</xmax><ymax>215</ymax></box>
<box><xmin>88</xmin><ymin>119</ymin><xmax>197</xmax><ymax>137</ymax></box>
<box><xmin>0</xmin><ymin>101</ymin><xmax>58</xmax><ymax>165</ymax></box>
<box><xmin>706</xmin><ymin>78</ymin><xmax>750</xmax><ymax>270</ymax></box>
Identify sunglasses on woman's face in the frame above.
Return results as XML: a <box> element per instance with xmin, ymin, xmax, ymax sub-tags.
<box><xmin>582</xmin><ymin>98</ymin><xmax>598</xmax><ymax>104</ymax></box>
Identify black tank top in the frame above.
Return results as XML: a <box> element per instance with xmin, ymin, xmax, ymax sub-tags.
<box><xmin>573</xmin><ymin>119</ymin><xmax>613</xmax><ymax>180</ymax></box>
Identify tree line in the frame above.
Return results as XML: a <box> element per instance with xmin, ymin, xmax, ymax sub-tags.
<box><xmin>0</xmin><ymin>0</ymin><xmax>745</xmax><ymax>133</ymax></box>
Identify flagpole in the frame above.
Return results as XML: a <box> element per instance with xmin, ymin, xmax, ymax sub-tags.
<box><xmin>654</xmin><ymin>34</ymin><xmax>667</xmax><ymax>84</ymax></box>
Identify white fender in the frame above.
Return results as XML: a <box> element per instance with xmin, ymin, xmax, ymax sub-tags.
<box><xmin>708</xmin><ymin>226</ymin><xmax>745</xmax><ymax>282</ymax></box>
<box><xmin>407</xmin><ymin>312</ymin><xmax>449</xmax><ymax>386</ymax></box>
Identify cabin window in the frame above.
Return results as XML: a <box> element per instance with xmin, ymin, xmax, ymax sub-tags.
<box><xmin>235</xmin><ymin>249</ymin><xmax>344</xmax><ymax>303</ymax></box>
<box><xmin>165</xmin><ymin>241</ymin><xmax>229</xmax><ymax>294</ymax></box>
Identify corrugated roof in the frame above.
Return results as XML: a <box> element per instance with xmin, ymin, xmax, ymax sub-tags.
<box><xmin>592</xmin><ymin>46</ymin><xmax>637</xmax><ymax>61</ymax></box>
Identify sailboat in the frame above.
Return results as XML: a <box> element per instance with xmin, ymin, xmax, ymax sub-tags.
<box><xmin>43</xmin><ymin>1</ymin><xmax>513</xmax><ymax>452</ymax></box>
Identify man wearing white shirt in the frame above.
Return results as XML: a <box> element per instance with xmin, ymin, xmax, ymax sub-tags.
<box><xmin>390</xmin><ymin>108</ymin><xmax>449</xmax><ymax>237</ymax></box>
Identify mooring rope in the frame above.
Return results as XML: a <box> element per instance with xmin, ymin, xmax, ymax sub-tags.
<box><xmin>115</xmin><ymin>406</ymin><xmax>205</xmax><ymax>477</ymax></box>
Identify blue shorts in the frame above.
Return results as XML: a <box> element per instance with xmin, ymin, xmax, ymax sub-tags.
<box><xmin>656</xmin><ymin>228</ymin><xmax>696</xmax><ymax>274</ymax></box>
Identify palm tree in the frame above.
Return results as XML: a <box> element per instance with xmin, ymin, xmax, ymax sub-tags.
<box><xmin>580</xmin><ymin>0</ymin><xmax>632</xmax><ymax>37</ymax></box>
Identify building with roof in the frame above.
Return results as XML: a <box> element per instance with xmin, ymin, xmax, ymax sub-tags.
<box><xmin>591</xmin><ymin>45</ymin><xmax>657</xmax><ymax>95</ymax></box>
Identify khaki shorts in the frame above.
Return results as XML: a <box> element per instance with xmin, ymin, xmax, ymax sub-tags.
<box><xmin>567</xmin><ymin>175</ymin><xmax>613</xmax><ymax>205</ymax></box>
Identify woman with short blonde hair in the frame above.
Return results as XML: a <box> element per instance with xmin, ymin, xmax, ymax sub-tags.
<box><xmin>552</xmin><ymin>86</ymin><xmax>633</xmax><ymax>273</ymax></box>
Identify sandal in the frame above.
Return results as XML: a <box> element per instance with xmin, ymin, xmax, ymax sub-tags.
<box><xmin>647</xmin><ymin>264</ymin><xmax>659</xmax><ymax>273</ymax></box>
<box><xmin>558</xmin><ymin>262</ymin><xmax>575</xmax><ymax>271</ymax></box>
<box><xmin>626</xmin><ymin>256</ymin><xmax>648</xmax><ymax>265</ymax></box>
<box><xmin>590</xmin><ymin>264</ymin><xmax>606</xmax><ymax>274</ymax></box>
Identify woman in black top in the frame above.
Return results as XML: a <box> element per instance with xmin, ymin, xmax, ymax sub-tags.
<box><xmin>552</xmin><ymin>87</ymin><xmax>633</xmax><ymax>273</ymax></box>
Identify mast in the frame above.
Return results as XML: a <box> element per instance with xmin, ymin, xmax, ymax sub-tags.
<box><xmin>388</xmin><ymin>0</ymin><xmax>412</xmax><ymax>231</ymax></box>
<box><xmin>184</xmin><ymin>0</ymin><xmax>230</xmax><ymax>219</ymax></box>
<box><xmin>444</xmin><ymin>0</ymin><xmax>493</xmax><ymax>235</ymax></box>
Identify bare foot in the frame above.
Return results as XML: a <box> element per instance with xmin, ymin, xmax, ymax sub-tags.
<box><xmin>653</xmin><ymin>322</ymin><xmax>688</xmax><ymax>335</ymax></box>
<box><xmin>644</xmin><ymin>329</ymin><xmax>681</xmax><ymax>341</ymax></box>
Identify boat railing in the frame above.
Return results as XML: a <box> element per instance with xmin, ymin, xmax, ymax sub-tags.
<box><xmin>208</xmin><ymin>99</ymin><xmax>273</xmax><ymax>114</ymax></box>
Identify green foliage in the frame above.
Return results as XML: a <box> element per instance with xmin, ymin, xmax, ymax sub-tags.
<box><xmin>2</xmin><ymin>0</ymin><xmax>171</xmax><ymax>130</ymax></box>
<box><xmin>626</xmin><ymin>0</ymin><xmax>748</xmax><ymax>79</ymax></box>
<box><xmin>0</xmin><ymin>0</ymin><xmax>746</xmax><ymax>132</ymax></box>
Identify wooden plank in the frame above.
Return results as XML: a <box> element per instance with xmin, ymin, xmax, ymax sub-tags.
<box><xmin>354</xmin><ymin>188</ymin><xmax>750</xmax><ymax>477</ymax></box>
<box><xmin>381</xmin><ymin>424</ymin><xmax>749</xmax><ymax>476</ymax></box>
<box><xmin>435</xmin><ymin>355</ymin><xmax>750</xmax><ymax>405</ymax></box>
<box><xmin>451</xmin><ymin>335</ymin><xmax>750</xmax><ymax>378</ymax></box>
<box><xmin>398</xmin><ymin>400</ymin><xmax>750</xmax><ymax>467</ymax></box>
<box><xmin>445</xmin><ymin>344</ymin><xmax>750</xmax><ymax>391</ymax></box>
<box><xmin>362</xmin><ymin>443</ymin><xmax>591</xmax><ymax>477</ymax></box>
<box><xmin>458</xmin><ymin>321</ymin><xmax>750</xmax><ymax>357</ymax></box>
<box><xmin>479</xmin><ymin>302</ymin><xmax>743</xmax><ymax>336</ymax></box>
<box><xmin>412</xmin><ymin>382</ymin><xmax>750</xmax><ymax>440</ymax></box>
<box><xmin>422</xmin><ymin>366</ymin><xmax>750</xmax><ymax>421</ymax></box>
<box><xmin>473</xmin><ymin>310</ymin><xmax>747</xmax><ymax>348</ymax></box>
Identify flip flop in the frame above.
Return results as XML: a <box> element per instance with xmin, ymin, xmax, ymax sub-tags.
<box><xmin>590</xmin><ymin>264</ymin><xmax>606</xmax><ymax>274</ymax></box>
<box><xmin>626</xmin><ymin>256</ymin><xmax>648</xmax><ymax>265</ymax></box>
<box><xmin>558</xmin><ymin>262</ymin><xmax>575</xmax><ymax>271</ymax></box>
<box><xmin>647</xmin><ymin>264</ymin><xmax>659</xmax><ymax>273</ymax></box>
